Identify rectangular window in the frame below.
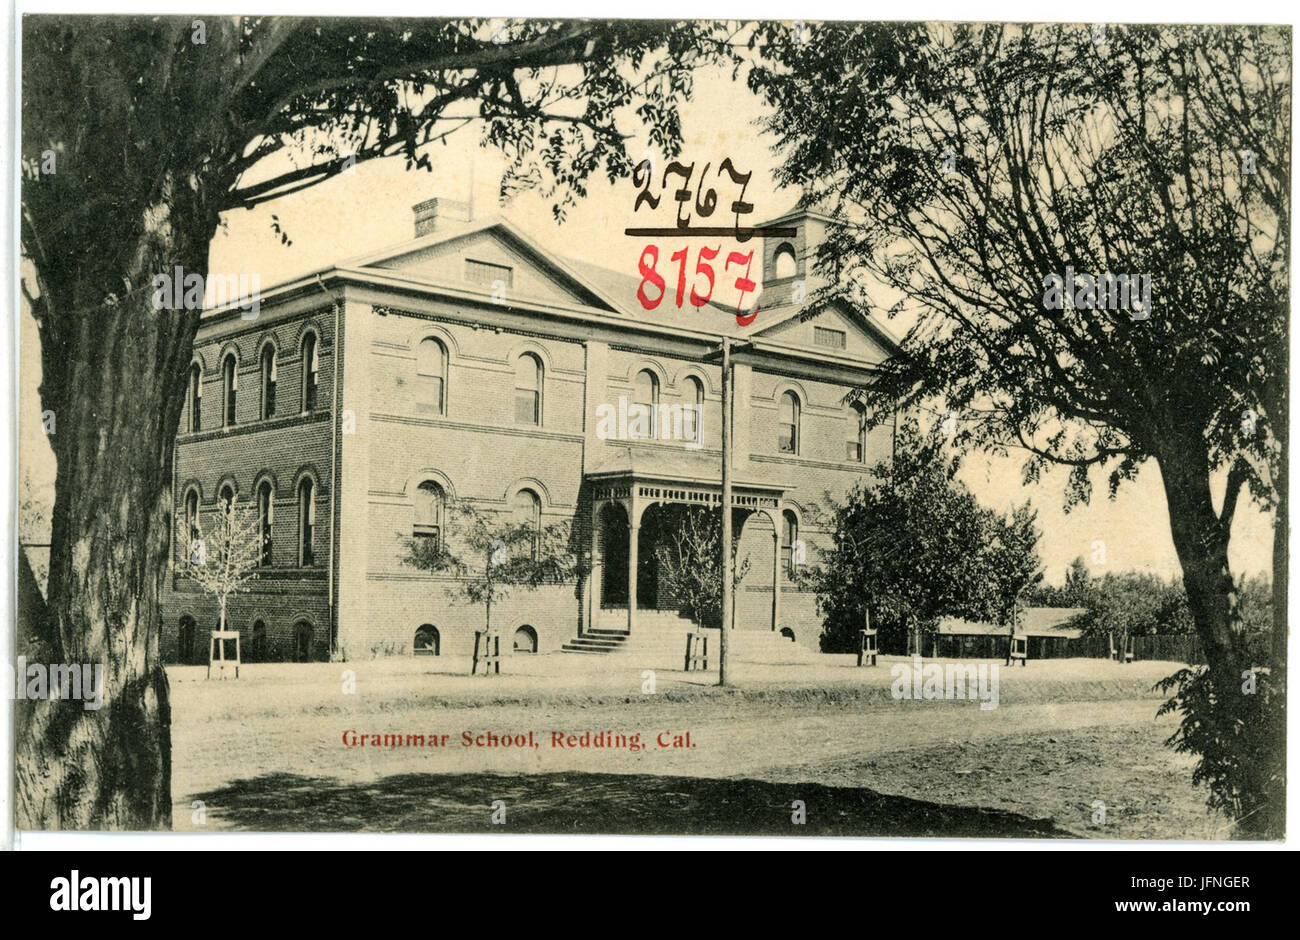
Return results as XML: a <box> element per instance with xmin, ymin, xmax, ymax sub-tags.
<box><xmin>846</xmin><ymin>440</ymin><xmax>863</xmax><ymax>462</ymax></box>
<box><xmin>683</xmin><ymin>407</ymin><xmax>700</xmax><ymax>444</ymax></box>
<box><xmin>779</xmin><ymin>427</ymin><xmax>796</xmax><ymax>454</ymax></box>
<box><xmin>814</xmin><ymin>326</ymin><xmax>847</xmax><ymax>350</ymax></box>
<box><xmin>415</xmin><ymin>376</ymin><xmax>444</xmax><ymax>415</ymax></box>
<box><xmin>515</xmin><ymin>389</ymin><xmax>539</xmax><ymax>425</ymax></box>
<box><xmin>465</xmin><ymin>259</ymin><xmax>514</xmax><ymax>288</ymax></box>
<box><xmin>412</xmin><ymin>524</ymin><xmax>441</xmax><ymax>553</ymax></box>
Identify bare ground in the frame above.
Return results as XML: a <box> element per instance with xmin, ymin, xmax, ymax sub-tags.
<box><xmin>169</xmin><ymin>655</ymin><xmax>1228</xmax><ymax>838</ymax></box>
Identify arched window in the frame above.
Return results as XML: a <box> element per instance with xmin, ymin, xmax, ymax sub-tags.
<box><xmin>183</xmin><ymin>488</ymin><xmax>200</xmax><ymax>538</ymax></box>
<box><xmin>683</xmin><ymin>376</ymin><xmax>704</xmax><ymax>445</ymax></box>
<box><xmin>778</xmin><ymin>391</ymin><xmax>800</xmax><ymax>454</ymax></box>
<box><xmin>512</xmin><ymin>488</ymin><xmax>541</xmax><ymax>559</ymax></box>
<box><xmin>297</xmin><ymin>477</ymin><xmax>315</xmax><ymax>566</ymax></box>
<box><xmin>293</xmin><ymin>620</ymin><xmax>313</xmax><ymax>662</ymax></box>
<box><xmin>513</xmin><ymin>353</ymin><xmax>542</xmax><ymax>425</ymax></box>
<box><xmin>187</xmin><ymin>364</ymin><xmax>202</xmax><ymax>432</ymax></box>
<box><xmin>847</xmin><ymin>401</ymin><xmax>867</xmax><ymax>463</ymax></box>
<box><xmin>216</xmin><ymin>484</ymin><xmax>236</xmax><ymax>565</ymax></box>
<box><xmin>182</xmin><ymin>487</ymin><xmax>201</xmax><ymax>565</ymax></box>
<box><xmin>632</xmin><ymin>369</ymin><xmax>659</xmax><ymax>440</ymax></box>
<box><xmin>513</xmin><ymin>625</ymin><xmax>538</xmax><ymax>654</ymax></box>
<box><xmin>221</xmin><ymin>353</ymin><xmax>238</xmax><ymax>427</ymax></box>
<box><xmin>260</xmin><ymin>344</ymin><xmax>277</xmax><ymax>420</ymax></box>
<box><xmin>301</xmin><ymin>332</ymin><xmax>319</xmax><ymax>412</ymax></box>
<box><xmin>782</xmin><ymin>510</ymin><xmax>800</xmax><ymax>576</ymax></box>
<box><xmin>178</xmin><ymin>616</ymin><xmax>197</xmax><ymax>664</ymax></box>
<box><xmin>416</xmin><ymin>338</ymin><xmax>447</xmax><ymax>415</ymax></box>
<box><xmin>773</xmin><ymin>242</ymin><xmax>798</xmax><ymax>280</ymax></box>
<box><xmin>257</xmin><ymin>480</ymin><xmax>274</xmax><ymax>566</ymax></box>
<box><xmin>250</xmin><ymin>620</ymin><xmax>267</xmax><ymax>662</ymax></box>
<box><xmin>414</xmin><ymin>624</ymin><xmax>440</xmax><ymax>656</ymax></box>
<box><xmin>413</xmin><ymin>480</ymin><xmax>445</xmax><ymax>549</ymax></box>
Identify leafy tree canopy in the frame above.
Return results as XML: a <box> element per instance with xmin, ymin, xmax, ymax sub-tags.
<box><xmin>750</xmin><ymin>22</ymin><xmax>1287</xmax><ymax>513</ymax></box>
<box><xmin>403</xmin><ymin>498</ymin><xmax>579</xmax><ymax>624</ymax></box>
<box><xmin>803</xmin><ymin>418</ymin><xmax>1042</xmax><ymax>652</ymax></box>
<box><xmin>654</xmin><ymin>505</ymin><xmax>752</xmax><ymax>630</ymax></box>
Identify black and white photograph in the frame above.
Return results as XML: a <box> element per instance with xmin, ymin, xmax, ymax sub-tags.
<box><xmin>2</xmin><ymin>5</ymin><xmax>1293</xmax><ymax>871</ymax></box>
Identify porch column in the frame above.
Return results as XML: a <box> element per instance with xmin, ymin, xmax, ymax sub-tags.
<box><xmin>771</xmin><ymin>526</ymin><xmax>782</xmax><ymax>632</ymax></box>
<box><xmin>627</xmin><ymin>521</ymin><xmax>639</xmax><ymax>633</ymax></box>
<box><xmin>587</xmin><ymin>503</ymin><xmax>602</xmax><ymax>634</ymax></box>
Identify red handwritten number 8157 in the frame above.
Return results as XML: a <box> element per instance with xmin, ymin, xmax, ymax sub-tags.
<box><xmin>636</xmin><ymin>244</ymin><xmax>759</xmax><ymax>326</ymax></box>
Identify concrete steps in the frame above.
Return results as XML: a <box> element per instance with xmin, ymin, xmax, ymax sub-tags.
<box><xmin>563</xmin><ymin>609</ymin><xmax>820</xmax><ymax>666</ymax></box>
<box><xmin>560</xmin><ymin>628</ymin><xmax>631</xmax><ymax>654</ymax></box>
<box><xmin>561</xmin><ymin>609</ymin><xmax>698</xmax><ymax>661</ymax></box>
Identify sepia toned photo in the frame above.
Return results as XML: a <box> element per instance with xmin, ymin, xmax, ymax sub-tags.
<box><xmin>10</xmin><ymin>13</ymin><xmax>1290</xmax><ymax>843</ymax></box>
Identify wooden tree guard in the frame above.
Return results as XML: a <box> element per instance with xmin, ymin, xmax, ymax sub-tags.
<box><xmin>472</xmin><ymin>630</ymin><xmax>501</xmax><ymax>676</ymax></box>
<box><xmin>857</xmin><ymin>628</ymin><xmax>878</xmax><ymax>667</ymax></box>
<box><xmin>1121</xmin><ymin>635</ymin><xmax>1134</xmax><ymax>664</ymax></box>
<box><xmin>684</xmin><ymin>632</ymin><xmax>709</xmax><ymax>671</ymax></box>
<box><xmin>1009</xmin><ymin>633</ymin><xmax>1028</xmax><ymax>666</ymax></box>
<box><xmin>1108</xmin><ymin>633</ymin><xmax>1135</xmax><ymax>663</ymax></box>
<box><xmin>207</xmin><ymin>630</ymin><xmax>241</xmax><ymax>679</ymax></box>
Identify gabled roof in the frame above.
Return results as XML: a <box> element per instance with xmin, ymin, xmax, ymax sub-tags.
<box><xmin>345</xmin><ymin>216</ymin><xmax>898</xmax><ymax>350</ymax></box>
<box><xmin>202</xmin><ymin>216</ymin><xmax>897</xmax><ymax>382</ymax></box>
<box><xmin>744</xmin><ymin>203</ymin><xmax>903</xmax><ymax>355</ymax></box>
<box><xmin>341</xmin><ymin>215</ymin><xmax>632</xmax><ymax>316</ymax></box>
<box><xmin>744</xmin><ymin>297</ymin><xmax>903</xmax><ymax>356</ymax></box>
<box><xmin>558</xmin><ymin>255</ymin><xmax>761</xmax><ymax>338</ymax></box>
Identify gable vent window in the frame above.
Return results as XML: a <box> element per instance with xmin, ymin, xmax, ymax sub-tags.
<box><xmin>465</xmin><ymin>259</ymin><xmax>514</xmax><ymax>288</ymax></box>
<box><xmin>814</xmin><ymin>327</ymin><xmax>847</xmax><ymax>350</ymax></box>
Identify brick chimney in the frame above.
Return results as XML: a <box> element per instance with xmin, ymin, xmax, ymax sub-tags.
<box><xmin>412</xmin><ymin>197</ymin><xmax>474</xmax><ymax>237</ymax></box>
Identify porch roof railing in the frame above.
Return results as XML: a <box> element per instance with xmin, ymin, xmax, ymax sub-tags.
<box><xmin>588</xmin><ymin>471</ymin><xmax>783</xmax><ymax>511</ymax></box>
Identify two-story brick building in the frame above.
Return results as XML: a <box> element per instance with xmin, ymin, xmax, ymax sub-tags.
<box><xmin>161</xmin><ymin>200</ymin><xmax>898</xmax><ymax>663</ymax></box>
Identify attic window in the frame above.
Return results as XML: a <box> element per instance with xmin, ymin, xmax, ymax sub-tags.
<box><xmin>465</xmin><ymin>259</ymin><xmax>513</xmax><ymax>288</ymax></box>
<box><xmin>814</xmin><ymin>326</ymin><xmax>847</xmax><ymax>350</ymax></box>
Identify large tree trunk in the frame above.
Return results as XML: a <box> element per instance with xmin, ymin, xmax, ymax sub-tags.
<box><xmin>1269</xmin><ymin>377</ymin><xmax>1288</xmax><ymax>670</ymax></box>
<box><xmin>18</xmin><ymin>185</ymin><xmax>213</xmax><ymax>828</ymax></box>
<box><xmin>1273</xmin><ymin>460</ymin><xmax>1287</xmax><ymax>668</ymax></box>
<box><xmin>1156</xmin><ymin>440</ymin><xmax>1246</xmax><ymax>686</ymax></box>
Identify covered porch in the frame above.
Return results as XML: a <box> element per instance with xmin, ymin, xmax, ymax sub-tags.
<box><xmin>584</xmin><ymin>450</ymin><xmax>791</xmax><ymax>636</ymax></box>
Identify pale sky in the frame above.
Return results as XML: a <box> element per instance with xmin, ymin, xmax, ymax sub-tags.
<box><xmin>18</xmin><ymin>60</ymin><xmax>1274</xmax><ymax>584</ymax></box>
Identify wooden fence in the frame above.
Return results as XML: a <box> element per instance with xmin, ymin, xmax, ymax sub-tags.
<box><xmin>933</xmin><ymin>632</ymin><xmax>1208</xmax><ymax>663</ymax></box>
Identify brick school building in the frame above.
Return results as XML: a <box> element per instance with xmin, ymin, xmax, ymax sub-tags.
<box><xmin>161</xmin><ymin>201</ymin><xmax>896</xmax><ymax>663</ymax></box>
